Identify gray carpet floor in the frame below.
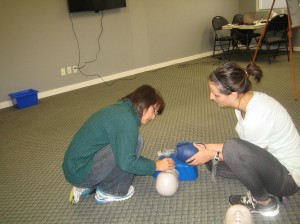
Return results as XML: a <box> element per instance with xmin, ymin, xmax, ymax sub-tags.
<box><xmin>0</xmin><ymin>52</ymin><xmax>299</xmax><ymax>223</ymax></box>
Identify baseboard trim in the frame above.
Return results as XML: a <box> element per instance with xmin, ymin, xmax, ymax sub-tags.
<box><xmin>293</xmin><ymin>46</ymin><xmax>300</xmax><ymax>51</ymax></box>
<box><xmin>2</xmin><ymin>47</ymin><xmax>299</xmax><ymax>110</ymax></box>
<box><xmin>0</xmin><ymin>52</ymin><xmax>213</xmax><ymax>109</ymax></box>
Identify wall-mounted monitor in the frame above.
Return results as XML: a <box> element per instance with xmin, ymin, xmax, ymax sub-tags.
<box><xmin>67</xmin><ymin>0</ymin><xmax>126</xmax><ymax>13</ymax></box>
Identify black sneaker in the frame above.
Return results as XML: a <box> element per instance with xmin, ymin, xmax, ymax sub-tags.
<box><xmin>229</xmin><ymin>192</ymin><xmax>279</xmax><ymax>217</ymax></box>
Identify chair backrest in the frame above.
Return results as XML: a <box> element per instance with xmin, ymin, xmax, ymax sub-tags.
<box><xmin>212</xmin><ymin>16</ymin><xmax>229</xmax><ymax>31</ymax></box>
<box><xmin>232</xmin><ymin>14</ymin><xmax>244</xmax><ymax>24</ymax></box>
<box><xmin>267</xmin><ymin>14</ymin><xmax>288</xmax><ymax>33</ymax></box>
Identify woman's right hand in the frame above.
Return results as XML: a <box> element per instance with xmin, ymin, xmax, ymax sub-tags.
<box><xmin>155</xmin><ymin>158</ymin><xmax>175</xmax><ymax>171</ymax></box>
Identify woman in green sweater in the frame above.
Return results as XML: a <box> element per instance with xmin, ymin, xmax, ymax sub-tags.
<box><xmin>62</xmin><ymin>84</ymin><xmax>175</xmax><ymax>204</ymax></box>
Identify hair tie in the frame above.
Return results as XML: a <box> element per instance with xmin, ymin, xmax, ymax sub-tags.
<box><xmin>244</xmin><ymin>69</ymin><xmax>249</xmax><ymax>77</ymax></box>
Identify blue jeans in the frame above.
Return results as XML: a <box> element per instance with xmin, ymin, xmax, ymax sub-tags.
<box><xmin>75</xmin><ymin>136</ymin><xmax>143</xmax><ymax>196</ymax></box>
<box><xmin>206</xmin><ymin>138</ymin><xmax>299</xmax><ymax>201</ymax></box>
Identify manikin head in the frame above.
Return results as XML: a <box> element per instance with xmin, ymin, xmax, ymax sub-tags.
<box><xmin>155</xmin><ymin>169</ymin><xmax>179</xmax><ymax>196</ymax></box>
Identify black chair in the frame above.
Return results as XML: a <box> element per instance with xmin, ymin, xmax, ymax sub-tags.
<box><xmin>212</xmin><ymin>16</ymin><xmax>237</xmax><ymax>60</ymax></box>
<box><xmin>258</xmin><ymin>14</ymin><xmax>289</xmax><ymax>64</ymax></box>
<box><xmin>252</xmin><ymin>32</ymin><xmax>261</xmax><ymax>43</ymax></box>
<box><xmin>243</xmin><ymin>12</ymin><xmax>261</xmax><ymax>43</ymax></box>
<box><xmin>231</xmin><ymin>14</ymin><xmax>249</xmax><ymax>47</ymax></box>
<box><xmin>232</xmin><ymin>13</ymin><xmax>262</xmax><ymax>47</ymax></box>
<box><xmin>232</xmin><ymin>13</ymin><xmax>244</xmax><ymax>24</ymax></box>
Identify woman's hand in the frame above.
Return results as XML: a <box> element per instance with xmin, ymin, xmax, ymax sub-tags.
<box><xmin>156</xmin><ymin>158</ymin><xmax>176</xmax><ymax>171</ymax></box>
<box><xmin>186</xmin><ymin>143</ymin><xmax>215</xmax><ymax>166</ymax></box>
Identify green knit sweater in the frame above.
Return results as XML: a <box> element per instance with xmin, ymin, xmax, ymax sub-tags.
<box><xmin>62</xmin><ymin>99</ymin><xmax>156</xmax><ymax>185</ymax></box>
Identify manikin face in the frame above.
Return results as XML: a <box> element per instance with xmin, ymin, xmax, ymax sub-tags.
<box><xmin>208</xmin><ymin>81</ymin><xmax>233</xmax><ymax>108</ymax></box>
<box><xmin>141</xmin><ymin>104</ymin><xmax>159</xmax><ymax>125</ymax></box>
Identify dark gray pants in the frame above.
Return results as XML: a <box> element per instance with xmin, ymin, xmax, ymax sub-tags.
<box><xmin>206</xmin><ymin>138</ymin><xmax>299</xmax><ymax>201</ymax></box>
<box><xmin>75</xmin><ymin>136</ymin><xmax>143</xmax><ymax>196</ymax></box>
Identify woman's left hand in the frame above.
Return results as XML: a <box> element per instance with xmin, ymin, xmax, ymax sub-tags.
<box><xmin>186</xmin><ymin>143</ymin><xmax>214</xmax><ymax>166</ymax></box>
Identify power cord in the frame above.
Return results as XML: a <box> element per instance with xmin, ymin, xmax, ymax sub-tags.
<box><xmin>68</xmin><ymin>10</ymin><xmax>136</xmax><ymax>86</ymax></box>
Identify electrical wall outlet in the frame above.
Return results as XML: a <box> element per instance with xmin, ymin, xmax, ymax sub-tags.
<box><xmin>61</xmin><ymin>68</ymin><xmax>66</xmax><ymax>76</ymax></box>
<box><xmin>73</xmin><ymin>65</ymin><xmax>78</xmax><ymax>73</ymax></box>
<box><xmin>67</xmin><ymin>66</ymin><xmax>72</xmax><ymax>74</ymax></box>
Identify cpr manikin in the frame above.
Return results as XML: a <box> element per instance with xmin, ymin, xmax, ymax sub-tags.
<box><xmin>155</xmin><ymin>169</ymin><xmax>179</xmax><ymax>196</ymax></box>
<box><xmin>154</xmin><ymin>142</ymin><xmax>201</xmax><ymax>196</ymax></box>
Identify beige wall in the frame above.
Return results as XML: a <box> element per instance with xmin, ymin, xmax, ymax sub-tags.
<box><xmin>0</xmin><ymin>0</ymin><xmax>239</xmax><ymax>105</ymax></box>
<box><xmin>1</xmin><ymin>1</ymin><xmax>298</xmax><ymax>106</ymax></box>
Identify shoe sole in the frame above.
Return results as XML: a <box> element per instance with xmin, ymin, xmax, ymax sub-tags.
<box><xmin>95</xmin><ymin>193</ymin><xmax>134</xmax><ymax>204</ymax></box>
<box><xmin>97</xmin><ymin>186</ymin><xmax>134</xmax><ymax>197</ymax></box>
<box><xmin>95</xmin><ymin>186</ymin><xmax>134</xmax><ymax>204</ymax></box>
<box><xmin>227</xmin><ymin>202</ymin><xmax>280</xmax><ymax>217</ymax></box>
<box><xmin>251</xmin><ymin>205</ymin><xmax>280</xmax><ymax>217</ymax></box>
<box><xmin>95</xmin><ymin>191</ymin><xmax>134</xmax><ymax>204</ymax></box>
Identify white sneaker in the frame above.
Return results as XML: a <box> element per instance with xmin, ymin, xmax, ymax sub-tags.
<box><xmin>224</xmin><ymin>204</ymin><xmax>254</xmax><ymax>224</ymax></box>
<box><xmin>95</xmin><ymin>186</ymin><xmax>134</xmax><ymax>204</ymax></box>
<box><xmin>69</xmin><ymin>187</ymin><xmax>92</xmax><ymax>204</ymax></box>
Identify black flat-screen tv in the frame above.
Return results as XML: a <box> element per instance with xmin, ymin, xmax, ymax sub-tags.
<box><xmin>68</xmin><ymin>0</ymin><xmax>126</xmax><ymax>13</ymax></box>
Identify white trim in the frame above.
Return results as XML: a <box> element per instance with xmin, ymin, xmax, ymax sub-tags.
<box><xmin>0</xmin><ymin>52</ymin><xmax>213</xmax><ymax>110</ymax></box>
<box><xmin>248</xmin><ymin>45</ymin><xmax>300</xmax><ymax>51</ymax></box>
<box><xmin>0</xmin><ymin>101</ymin><xmax>13</xmax><ymax>109</ymax></box>
<box><xmin>293</xmin><ymin>46</ymin><xmax>300</xmax><ymax>51</ymax></box>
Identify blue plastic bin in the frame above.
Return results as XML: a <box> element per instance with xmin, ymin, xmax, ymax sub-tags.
<box><xmin>9</xmin><ymin>89</ymin><xmax>39</xmax><ymax>109</ymax></box>
<box><xmin>153</xmin><ymin>154</ymin><xmax>198</xmax><ymax>181</ymax></box>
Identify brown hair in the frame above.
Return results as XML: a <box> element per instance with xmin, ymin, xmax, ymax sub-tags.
<box><xmin>121</xmin><ymin>84</ymin><xmax>165</xmax><ymax>116</ymax></box>
<box><xmin>209</xmin><ymin>62</ymin><xmax>263</xmax><ymax>95</ymax></box>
